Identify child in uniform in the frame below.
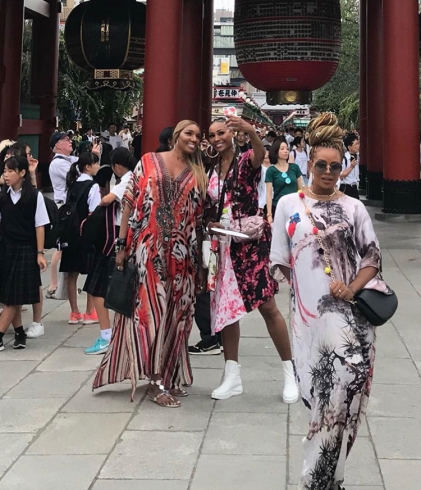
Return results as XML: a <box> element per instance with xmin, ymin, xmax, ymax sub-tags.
<box><xmin>84</xmin><ymin>147</ymin><xmax>136</xmax><ymax>354</ymax></box>
<box><xmin>0</xmin><ymin>156</ymin><xmax>48</xmax><ymax>351</ymax></box>
<box><xmin>60</xmin><ymin>152</ymin><xmax>101</xmax><ymax>325</ymax></box>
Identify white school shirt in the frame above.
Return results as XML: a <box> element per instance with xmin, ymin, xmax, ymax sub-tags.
<box><xmin>49</xmin><ymin>153</ymin><xmax>79</xmax><ymax>203</ymax></box>
<box><xmin>340</xmin><ymin>151</ymin><xmax>359</xmax><ymax>186</ymax></box>
<box><xmin>258</xmin><ymin>165</ymin><xmax>269</xmax><ymax>209</ymax></box>
<box><xmin>76</xmin><ymin>174</ymin><xmax>101</xmax><ymax>212</ymax></box>
<box><xmin>110</xmin><ymin>170</ymin><xmax>133</xmax><ymax>225</ymax></box>
<box><xmin>291</xmin><ymin>149</ymin><xmax>308</xmax><ymax>176</ymax></box>
<box><xmin>120</xmin><ymin>132</ymin><xmax>133</xmax><ymax>150</ymax></box>
<box><xmin>0</xmin><ymin>188</ymin><xmax>49</xmax><ymax>227</ymax></box>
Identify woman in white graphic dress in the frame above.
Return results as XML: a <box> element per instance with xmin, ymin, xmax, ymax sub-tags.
<box><xmin>271</xmin><ymin>114</ymin><xmax>389</xmax><ymax>490</ymax></box>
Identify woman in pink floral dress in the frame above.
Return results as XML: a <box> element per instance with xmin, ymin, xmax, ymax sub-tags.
<box><xmin>204</xmin><ymin>116</ymin><xmax>299</xmax><ymax>403</ymax></box>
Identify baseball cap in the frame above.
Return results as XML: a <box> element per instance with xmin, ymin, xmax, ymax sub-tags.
<box><xmin>100</xmin><ymin>131</ymin><xmax>110</xmax><ymax>141</ymax></box>
<box><xmin>0</xmin><ymin>139</ymin><xmax>16</xmax><ymax>152</ymax></box>
<box><xmin>49</xmin><ymin>131</ymin><xmax>72</xmax><ymax>150</ymax></box>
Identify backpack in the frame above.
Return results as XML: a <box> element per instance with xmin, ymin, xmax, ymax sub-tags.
<box><xmin>80</xmin><ymin>201</ymin><xmax>117</xmax><ymax>256</ymax></box>
<box><xmin>57</xmin><ymin>181</ymin><xmax>94</xmax><ymax>252</ymax></box>
<box><xmin>43</xmin><ymin>195</ymin><xmax>59</xmax><ymax>249</ymax></box>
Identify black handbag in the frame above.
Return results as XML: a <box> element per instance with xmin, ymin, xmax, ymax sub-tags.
<box><xmin>302</xmin><ymin>199</ymin><xmax>398</xmax><ymax>327</ymax></box>
<box><xmin>104</xmin><ymin>259</ymin><xmax>137</xmax><ymax>317</ymax></box>
<box><xmin>353</xmin><ymin>288</ymin><xmax>398</xmax><ymax>326</ymax></box>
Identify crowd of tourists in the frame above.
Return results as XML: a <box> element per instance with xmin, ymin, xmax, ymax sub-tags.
<box><xmin>0</xmin><ymin>113</ymin><xmax>387</xmax><ymax>489</ymax></box>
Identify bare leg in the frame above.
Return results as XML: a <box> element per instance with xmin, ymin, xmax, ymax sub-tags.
<box><xmin>86</xmin><ymin>294</ymin><xmax>96</xmax><ymax>315</ymax></box>
<box><xmin>259</xmin><ymin>298</ymin><xmax>292</xmax><ymax>361</ymax></box>
<box><xmin>93</xmin><ymin>297</ymin><xmax>110</xmax><ymax>330</ymax></box>
<box><xmin>0</xmin><ymin>305</ymin><xmax>18</xmax><ymax>333</ymax></box>
<box><xmin>48</xmin><ymin>250</ymin><xmax>61</xmax><ymax>291</ymax></box>
<box><xmin>221</xmin><ymin>321</ymin><xmax>240</xmax><ymax>362</ymax></box>
<box><xmin>12</xmin><ymin>307</ymin><xmax>22</xmax><ymax>328</ymax></box>
<box><xmin>32</xmin><ymin>287</ymin><xmax>43</xmax><ymax>323</ymax></box>
<box><xmin>67</xmin><ymin>272</ymin><xmax>80</xmax><ymax>314</ymax></box>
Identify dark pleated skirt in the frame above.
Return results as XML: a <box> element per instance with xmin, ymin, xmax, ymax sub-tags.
<box><xmin>83</xmin><ymin>253</ymin><xmax>114</xmax><ymax>299</ymax></box>
<box><xmin>0</xmin><ymin>238</ymin><xmax>41</xmax><ymax>305</ymax></box>
<box><xmin>59</xmin><ymin>246</ymin><xmax>94</xmax><ymax>274</ymax></box>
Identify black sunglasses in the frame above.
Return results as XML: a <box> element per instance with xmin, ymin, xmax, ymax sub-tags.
<box><xmin>313</xmin><ymin>160</ymin><xmax>342</xmax><ymax>176</ymax></box>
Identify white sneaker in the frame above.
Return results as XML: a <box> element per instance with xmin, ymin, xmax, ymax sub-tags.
<box><xmin>26</xmin><ymin>322</ymin><xmax>45</xmax><ymax>339</ymax></box>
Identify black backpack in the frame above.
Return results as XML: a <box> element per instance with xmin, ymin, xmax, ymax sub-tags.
<box><xmin>43</xmin><ymin>195</ymin><xmax>59</xmax><ymax>249</ymax></box>
<box><xmin>80</xmin><ymin>201</ymin><xmax>117</xmax><ymax>256</ymax></box>
<box><xmin>57</xmin><ymin>181</ymin><xmax>93</xmax><ymax>252</ymax></box>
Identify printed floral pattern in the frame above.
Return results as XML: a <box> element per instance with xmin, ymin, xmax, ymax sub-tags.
<box><xmin>271</xmin><ymin>193</ymin><xmax>383</xmax><ymax>490</ymax></box>
<box><xmin>207</xmin><ymin>151</ymin><xmax>278</xmax><ymax>333</ymax></box>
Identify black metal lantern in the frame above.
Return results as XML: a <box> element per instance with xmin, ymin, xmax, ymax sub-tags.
<box><xmin>64</xmin><ymin>0</ymin><xmax>146</xmax><ymax>90</ymax></box>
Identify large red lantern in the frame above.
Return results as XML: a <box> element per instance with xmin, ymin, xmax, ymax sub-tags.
<box><xmin>64</xmin><ymin>0</ymin><xmax>146</xmax><ymax>90</ymax></box>
<box><xmin>234</xmin><ymin>1</ymin><xmax>341</xmax><ymax>104</ymax></box>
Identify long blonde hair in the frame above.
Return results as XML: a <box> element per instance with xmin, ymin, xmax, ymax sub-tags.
<box><xmin>172</xmin><ymin>120</ymin><xmax>208</xmax><ymax>198</ymax></box>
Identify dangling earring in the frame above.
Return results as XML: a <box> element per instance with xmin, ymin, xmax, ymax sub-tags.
<box><xmin>206</xmin><ymin>145</ymin><xmax>219</xmax><ymax>159</ymax></box>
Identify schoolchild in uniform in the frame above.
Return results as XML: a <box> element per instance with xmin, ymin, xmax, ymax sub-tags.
<box><xmin>0</xmin><ymin>156</ymin><xmax>48</xmax><ymax>351</ymax></box>
<box><xmin>84</xmin><ymin>147</ymin><xmax>136</xmax><ymax>355</ymax></box>
<box><xmin>60</xmin><ymin>152</ymin><xmax>101</xmax><ymax>325</ymax></box>
<box><xmin>0</xmin><ymin>143</ymin><xmax>45</xmax><ymax>338</ymax></box>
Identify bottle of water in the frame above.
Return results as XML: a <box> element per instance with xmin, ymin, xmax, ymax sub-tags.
<box><xmin>219</xmin><ymin>208</ymin><xmax>230</xmax><ymax>243</ymax></box>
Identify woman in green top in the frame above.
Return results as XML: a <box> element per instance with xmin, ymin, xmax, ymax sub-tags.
<box><xmin>265</xmin><ymin>138</ymin><xmax>303</xmax><ymax>224</ymax></box>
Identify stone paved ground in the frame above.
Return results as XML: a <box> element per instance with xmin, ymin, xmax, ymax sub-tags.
<box><xmin>0</xmin><ymin>206</ymin><xmax>420</xmax><ymax>490</ymax></box>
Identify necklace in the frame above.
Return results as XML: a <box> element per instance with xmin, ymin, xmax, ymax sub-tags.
<box><xmin>308</xmin><ymin>186</ymin><xmax>337</xmax><ymax>198</ymax></box>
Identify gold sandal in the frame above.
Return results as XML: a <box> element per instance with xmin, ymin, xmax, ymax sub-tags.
<box><xmin>148</xmin><ymin>380</ymin><xmax>181</xmax><ymax>408</ymax></box>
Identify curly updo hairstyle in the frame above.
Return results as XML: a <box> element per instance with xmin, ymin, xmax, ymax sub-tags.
<box><xmin>307</xmin><ymin>113</ymin><xmax>344</xmax><ymax>160</ymax></box>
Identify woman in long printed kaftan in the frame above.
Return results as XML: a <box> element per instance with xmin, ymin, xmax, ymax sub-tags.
<box><xmin>93</xmin><ymin>151</ymin><xmax>203</xmax><ymax>399</ymax></box>
<box><xmin>271</xmin><ymin>192</ymin><xmax>387</xmax><ymax>489</ymax></box>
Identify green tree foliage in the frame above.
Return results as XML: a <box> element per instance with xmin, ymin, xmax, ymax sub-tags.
<box><xmin>21</xmin><ymin>23</ymin><xmax>143</xmax><ymax>130</ymax></box>
<box><xmin>313</xmin><ymin>0</ymin><xmax>360</xmax><ymax>121</ymax></box>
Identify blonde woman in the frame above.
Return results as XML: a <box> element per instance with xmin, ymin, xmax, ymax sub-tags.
<box><xmin>93</xmin><ymin>120</ymin><xmax>207</xmax><ymax>407</ymax></box>
<box><xmin>271</xmin><ymin>114</ymin><xmax>383</xmax><ymax>489</ymax></box>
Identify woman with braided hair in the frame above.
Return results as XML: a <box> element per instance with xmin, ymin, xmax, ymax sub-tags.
<box><xmin>270</xmin><ymin>114</ymin><xmax>386</xmax><ymax>489</ymax></box>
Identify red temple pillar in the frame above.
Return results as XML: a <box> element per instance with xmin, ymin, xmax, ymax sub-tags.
<box><xmin>0</xmin><ymin>0</ymin><xmax>25</xmax><ymax>141</ymax></box>
<box><xmin>358</xmin><ymin>0</ymin><xmax>367</xmax><ymax>192</ymax></box>
<box><xmin>178</xmin><ymin>0</ymin><xmax>204</xmax><ymax>125</ymax></box>
<box><xmin>31</xmin><ymin>0</ymin><xmax>60</xmax><ymax>176</ymax></box>
<box><xmin>142</xmin><ymin>0</ymin><xmax>183</xmax><ymax>153</ymax></box>
<box><xmin>383</xmin><ymin>0</ymin><xmax>420</xmax><ymax>213</ymax></box>
<box><xmin>365</xmin><ymin>0</ymin><xmax>384</xmax><ymax>201</ymax></box>
<box><xmin>201</xmin><ymin>0</ymin><xmax>214</xmax><ymax>135</ymax></box>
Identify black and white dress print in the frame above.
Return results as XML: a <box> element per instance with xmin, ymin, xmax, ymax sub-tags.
<box><xmin>270</xmin><ymin>192</ymin><xmax>387</xmax><ymax>490</ymax></box>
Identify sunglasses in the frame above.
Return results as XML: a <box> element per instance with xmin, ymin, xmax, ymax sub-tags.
<box><xmin>313</xmin><ymin>161</ymin><xmax>342</xmax><ymax>176</ymax></box>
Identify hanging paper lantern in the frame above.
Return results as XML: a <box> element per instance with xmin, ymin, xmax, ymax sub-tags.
<box><xmin>64</xmin><ymin>0</ymin><xmax>146</xmax><ymax>90</ymax></box>
<box><xmin>234</xmin><ymin>0</ymin><xmax>341</xmax><ymax>104</ymax></box>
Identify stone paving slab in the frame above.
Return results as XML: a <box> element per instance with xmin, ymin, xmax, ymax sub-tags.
<box><xmin>27</xmin><ymin>412</ymin><xmax>131</xmax><ymax>455</ymax></box>
<box><xmin>191</xmin><ymin>454</ymin><xmax>286</xmax><ymax>490</ymax></box>
<box><xmin>100</xmin><ymin>431</ymin><xmax>203</xmax><ymax>480</ymax></box>
<box><xmin>379</xmin><ymin>460</ymin><xmax>421</xmax><ymax>490</ymax></box>
<box><xmin>0</xmin><ymin>455</ymin><xmax>105</xmax><ymax>490</ymax></box>
<box><xmin>93</xmin><ymin>481</ymin><xmax>190</xmax><ymax>490</ymax></box>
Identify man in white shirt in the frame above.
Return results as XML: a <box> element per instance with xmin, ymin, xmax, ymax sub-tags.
<box><xmin>49</xmin><ymin>131</ymin><xmax>78</xmax><ymax>205</ymax></box>
<box><xmin>339</xmin><ymin>134</ymin><xmax>360</xmax><ymax>200</ymax></box>
<box><xmin>108</xmin><ymin>124</ymin><xmax>123</xmax><ymax>150</ymax></box>
<box><xmin>119</xmin><ymin>125</ymin><xmax>133</xmax><ymax>150</ymax></box>
<box><xmin>47</xmin><ymin>131</ymin><xmax>78</xmax><ymax>301</ymax></box>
